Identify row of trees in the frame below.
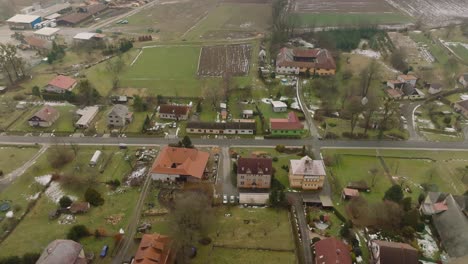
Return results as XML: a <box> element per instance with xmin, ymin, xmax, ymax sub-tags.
<box><xmin>0</xmin><ymin>44</ymin><xmax>27</xmax><ymax>84</ymax></box>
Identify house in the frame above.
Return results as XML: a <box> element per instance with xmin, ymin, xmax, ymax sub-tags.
<box><xmin>276</xmin><ymin>48</ymin><xmax>336</xmax><ymax>76</ymax></box>
<box><xmin>37</xmin><ymin>239</ymin><xmax>87</xmax><ymax>264</ymax></box>
<box><xmin>459</xmin><ymin>74</ymin><xmax>468</xmax><ymax>87</ymax></box>
<box><xmin>369</xmin><ymin>240</ymin><xmax>418</xmax><ymax>264</ymax></box>
<box><xmin>258</xmin><ymin>49</ymin><xmax>267</xmax><ymax>63</ymax></box>
<box><xmin>134</xmin><ymin>233</ymin><xmax>174</xmax><ymax>264</ymax></box>
<box><xmin>386</xmin><ymin>83</ymin><xmax>425</xmax><ymax>100</ymax></box>
<box><xmin>428</xmin><ymin>83</ymin><xmax>443</xmax><ymax>95</ymax></box>
<box><xmin>186</xmin><ymin>121</ymin><xmax>256</xmax><ymax>135</ymax></box>
<box><xmin>28</xmin><ymin>105</ymin><xmax>60</xmax><ymax>127</ymax></box>
<box><xmin>242</xmin><ymin>109</ymin><xmax>254</xmax><ymax>119</ymax></box>
<box><xmin>289</xmin><ymin>156</ymin><xmax>326</xmax><ymax>190</ymax></box>
<box><xmin>24</xmin><ymin>35</ymin><xmax>51</xmax><ymax>52</ymax></box>
<box><xmin>420</xmin><ymin>192</ymin><xmax>468</xmax><ymax>258</ymax></box>
<box><xmin>0</xmin><ymin>86</ymin><xmax>7</xmax><ymax>94</ymax></box>
<box><xmin>57</xmin><ymin>4</ymin><xmax>108</xmax><ymax>26</ymax></box>
<box><xmin>150</xmin><ymin>146</ymin><xmax>209</xmax><ymax>182</ymax></box>
<box><xmin>342</xmin><ymin>188</ymin><xmax>359</xmax><ymax>200</ymax></box>
<box><xmin>158</xmin><ymin>104</ymin><xmax>190</xmax><ymax>120</ymax></box>
<box><xmin>454</xmin><ymin>100</ymin><xmax>468</xmax><ymax>118</ymax></box>
<box><xmin>237</xmin><ymin>157</ymin><xmax>272</xmax><ymax>189</ymax></box>
<box><xmin>7</xmin><ymin>14</ymin><xmax>41</xmax><ymax>29</ymax></box>
<box><xmin>34</xmin><ymin>27</ymin><xmax>60</xmax><ymax>40</ymax></box>
<box><xmin>397</xmin><ymin>74</ymin><xmax>418</xmax><ymax>87</ymax></box>
<box><xmin>314</xmin><ymin>237</ymin><xmax>352</xmax><ymax>264</ymax></box>
<box><xmin>271</xmin><ymin>100</ymin><xmax>287</xmax><ymax>112</ymax></box>
<box><xmin>270</xmin><ymin>112</ymin><xmax>304</xmax><ymax>136</ymax></box>
<box><xmin>69</xmin><ymin>202</ymin><xmax>90</xmax><ymax>214</ymax></box>
<box><xmin>75</xmin><ymin>106</ymin><xmax>99</xmax><ymax>128</ymax></box>
<box><xmin>107</xmin><ymin>104</ymin><xmax>133</xmax><ymax>127</ymax></box>
<box><xmin>44</xmin><ymin>75</ymin><xmax>77</xmax><ymax>93</ymax></box>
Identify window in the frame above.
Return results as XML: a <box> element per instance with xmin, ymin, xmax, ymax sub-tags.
<box><xmin>241</xmin><ymin>176</ymin><xmax>244</xmax><ymax>179</ymax></box>
<box><xmin>240</xmin><ymin>181</ymin><xmax>244</xmax><ymax>185</ymax></box>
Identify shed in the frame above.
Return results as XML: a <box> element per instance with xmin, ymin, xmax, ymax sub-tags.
<box><xmin>242</xmin><ymin>109</ymin><xmax>254</xmax><ymax>119</ymax></box>
<box><xmin>89</xmin><ymin>150</ymin><xmax>102</xmax><ymax>166</ymax></box>
<box><xmin>69</xmin><ymin>202</ymin><xmax>90</xmax><ymax>214</ymax></box>
<box><xmin>342</xmin><ymin>188</ymin><xmax>360</xmax><ymax>200</ymax></box>
<box><xmin>34</xmin><ymin>27</ymin><xmax>60</xmax><ymax>40</ymax></box>
<box><xmin>271</xmin><ymin>101</ymin><xmax>287</xmax><ymax>112</ymax></box>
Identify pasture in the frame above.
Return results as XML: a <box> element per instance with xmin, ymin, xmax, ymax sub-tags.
<box><xmin>198</xmin><ymin>44</ymin><xmax>252</xmax><ymax>77</ymax></box>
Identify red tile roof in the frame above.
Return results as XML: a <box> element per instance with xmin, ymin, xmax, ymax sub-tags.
<box><xmin>315</xmin><ymin>237</ymin><xmax>352</xmax><ymax>264</ymax></box>
<box><xmin>237</xmin><ymin>157</ymin><xmax>272</xmax><ymax>175</ymax></box>
<box><xmin>270</xmin><ymin>112</ymin><xmax>303</xmax><ymax>130</ymax></box>
<box><xmin>151</xmin><ymin>146</ymin><xmax>209</xmax><ymax>179</ymax></box>
<box><xmin>24</xmin><ymin>35</ymin><xmax>48</xmax><ymax>49</ymax></box>
<box><xmin>293</xmin><ymin>48</ymin><xmax>320</xmax><ymax>58</ymax></box>
<box><xmin>31</xmin><ymin>105</ymin><xmax>60</xmax><ymax>122</ymax></box>
<box><xmin>343</xmin><ymin>188</ymin><xmax>359</xmax><ymax>197</ymax></box>
<box><xmin>48</xmin><ymin>75</ymin><xmax>77</xmax><ymax>90</ymax></box>
<box><xmin>135</xmin><ymin>233</ymin><xmax>172</xmax><ymax>264</ymax></box>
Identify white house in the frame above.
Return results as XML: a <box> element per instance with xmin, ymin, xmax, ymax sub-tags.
<box><xmin>271</xmin><ymin>101</ymin><xmax>287</xmax><ymax>112</ymax></box>
<box><xmin>428</xmin><ymin>83</ymin><xmax>443</xmax><ymax>95</ymax></box>
<box><xmin>75</xmin><ymin>106</ymin><xmax>99</xmax><ymax>128</ymax></box>
<box><xmin>397</xmin><ymin>74</ymin><xmax>418</xmax><ymax>87</ymax></box>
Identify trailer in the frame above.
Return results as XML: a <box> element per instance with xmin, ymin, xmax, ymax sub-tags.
<box><xmin>89</xmin><ymin>150</ymin><xmax>102</xmax><ymax>167</ymax></box>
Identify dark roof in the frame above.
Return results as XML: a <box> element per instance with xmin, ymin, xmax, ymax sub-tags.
<box><xmin>58</xmin><ymin>4</ymin><xmax>107</xmax><ymax>25</ymax></box>
<box><xmin>187</xmin><ymin>121</ymin><xmax>256</xmax><ymax>131</ymax></box>
<box><xmin>372</xmin><ymin>240</ymin><xmax>418</xmax><ymax>264</ymax></box>
<box><xmin>69</xmin><ymin>202</ymin><xmax>90</xmax><ymax>214</ymax></box>
<box><xmin>402</xmin><ymin>83</ymin><xmax>416</xmax><ymax>96</ymax></box>
<box><xmin>29</xmin><ymin>105</ymin><xmax>59</xmax><ymax>122</ymax></box>
<box><xmin>455</xmin><ymin>100</ymin><xmax>468</xmax><ymax>112</ymax></box>
<box><xmin>159</xmin><ymin>104</ymin><xmax>190</xmax><ymax>116</ymax></box>
<box><xmin>432</xmin><ymin>194</ymin><xmax>468</xmax><ymax>257</ymax></box>
<box><xmin>276</xmin><ymin>48</ymin><xmax>336</xmax><ymax>70</ymax></box>
<box><xmin>237</xmin><ymin>157</ymin><xmax>272</xmax><ymax>175</ymax></box>
<box><xmin>315</xmin><ymin>237</ymin><xmax>352</xmax><ymax>264</ymax></box>
<box><xmin>37</xmin><ymin>239</ymin><xmax>86</xmax><ymax>264</ymax></box>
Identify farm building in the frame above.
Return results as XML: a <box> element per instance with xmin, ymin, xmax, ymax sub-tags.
<box><xmin>454</xmin><ymin>100</ymin><xmax>468</xmax><ymax>118</ymax></box>
<box><xmin>34</xmin><ymin>27</ymin><xmax>60</xmax><ymax>40</ymax></box>
<box><xmin>386</xmin><ymin>83</ymin><xmax>425</xmax><ymax>100</ymax></box>
<box><xmin>7</xmin><ymin>14</ymin><xmax>42</xmax><ymax>30</ymax></box>
<box><xmin>36</xmin><ymin>239</ymin><xmax>87</xmax><ymax>264</ymax></box>
<box><xmin>289</xmin><ymin>156</ymin><xmax>326</xmax><ymax>190</ymax></box>
<box><xmin>57</xmin><ymin>4</ymin><xmax>108</xmax><ymax>26</ymax></box>
<box><xmin>342</xmin><ymin>188</ymin><xmax>359</xmax><ymax>200</ymax></box>
<box><xmin>28</xmin><ymin>105</ymin><xmax>60</xmax><ymax>127</ymax></box>
<box><xmin>73</xmin><ymin>32</ymin><xmax>105</xmax><ymax>42</ymax></box>
<box><xmin>24</xmin><ymin>36</ymin><xmax>51</xmax><ymax>52</ymax></box>
<box><xmin>150</xmin><ymin>146</ymin><xmax>209</xmax><ymax>182</ymax></box>
<box><xmin>89</xmin><ymin>150</ymin><xmax>102</xmax><ymax>167</ymax></box>
<box><xmin>44</xmin><ymin>75</ymin><xmax>77</xmax><ymax>93</ymax></box>
<box><xmin>276</xmin><ymin>48</ymin><xmax>336</xmax><ymax>76</ymax></box>
<box><xmin>134</xmin><ymin>233</ymin><xmax>174</xmax><ymax>264</ymax></box>
<box><xmin>239</xmin><ymin>192</ymin><xmax>270</xmax><ymax>205</ymax></box>
<box><xmin>270</xmin><ymin>112</ymin><xmax>304</xmax><ymax>136</ymax></box>
<box><xmin>158</xmin><ymin>104</ymin><xmax>190</xmax><ymax>120</ymax></box>
<box><xmin>186</xmin><ymin>121</ymin><xmax>256</xmax><ymax>135</ymax></box>
<box><xmin>75</xmin><ymin>106</ymin><xmax>99</xmax><ymax>128</ymax></box>
<box><xmin>29</xmin><ymin>2</ymin><xmax>71</xmax><ymax>19</ymax></box>
<box><xmin>107</xmin><ymin>105</ymin><xmax>133</xmax><ymax>127</ymax></box>
<box><xmin>237</xmin><ymin>157</ymin><xmax>272</xmax><ymax>189</ymax></box>
<box><xmin>369</xmin><ymin>240</ymin><xmax>418</xmax><ymax>264</ymax></box>
<box><xmin>314</xmin><ymin>237</ymin><xmax>352</xmax><ymax>264</ymax></box>
<box><xmin>271</xmin><ymin>101</ymin><xmax>287</xmax><ymax>112</ymax></box>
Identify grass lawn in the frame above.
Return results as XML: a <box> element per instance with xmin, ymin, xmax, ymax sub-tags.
<box><xmin>293</xmin><ymin>12</ymin><xmax>413</xmax><ymax>27</ymax></box>
<box><xmin>124</xmin><ymin>111</ymin><xmax>153</xmax><ymax>134</ymax></box>
<box><xmin>192</xmin><ymin>206</ymin><xmax>296</xmax><ymax>264</ymax></box>
<box><xmin>451</xmin><ymin>44</ymin><xmax>468</xmax><ymax>62</ymax></box>
<box><xmin>409</xmin><ymin>33</ymin><xmax>451</xmax><ymax>65</ymax></box>
<box><xmin>0</xmin><ymin>146</ymin><xmax>145</xmax><ymax>258</ymax></box>
<box><xmin>8</xmin><ymin>104</ymin><xmax>77</xmax><ymax>133</ymax></box>
<box><xmin>184</xmin><ymin>3</ymin><xmax>272</xmax><ymax>40</ymax></box>
<box><xmin>0</xmin><ymin>146</ymin><xmax>39</xmax><ymax>176</ymax></box>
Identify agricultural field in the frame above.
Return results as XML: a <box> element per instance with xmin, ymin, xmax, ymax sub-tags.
<box><xmin>198</xmin><ymin>44</ymin><xmax>252</xmax><ymax>77</ymax></box>
<box><xmin>293</xmin><ymin>0</ymin><xmax>396</xmax><ymax>13</ymax></box>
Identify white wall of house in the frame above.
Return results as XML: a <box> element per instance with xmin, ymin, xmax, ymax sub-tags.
<box><xmin>151</xmin><ymin>173</ymin><xmax>180</xmax><ymax>182</ymax></box>
<box><xmin>44</xmin><ymin>85</ymin><xmax>66</xmax><ymax>93</ymax></box>
<box><xmin>28</xmin><ymin>120</ymin><xmax>52</xmax><ymax>127</ymax></box>
<box><xmin>273</xmin><ymin>106</ymin><xmax>287</xmax><ymax>113</ymax></box>
<box><xmin>107</xmin><ymin>115</ymin><xmax>126</xmax><ymax>127</ymax></box>
<box><xmin>276</xmin><ymin>66</ymin><xmax>299</xmax><ymax>75</ymax></box>
<box><xmin>239</xmin><ymin>193</ymin><xmax>270</xmax><ymax>205</ymax></box>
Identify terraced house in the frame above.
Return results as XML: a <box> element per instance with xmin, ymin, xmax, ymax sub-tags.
<box><xmin>276</xmin><ymin>48</ymin><xmax>336</xmax><ymax>76</ymax></box>
<box><xmin>289</xmin><ymin>156</ymin><xmax>326</xmax><ymax>190</ymax></box>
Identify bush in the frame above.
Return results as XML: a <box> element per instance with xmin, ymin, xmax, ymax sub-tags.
<box><xmin>67</xmin><ymin>225</ymin><xmax>90</xmax><ymax>242</ymax></box>
<box><xmin>13</xmin><ymin>94</ymin><xmax>25</xmax><ymax>101</ymax></box>
<box><xmin>311</xmin><ymin>237</ymin><xmax>321</xmax><ymax>244</ymax></box>
<box><xmin>84</xmin><ymin>188</ymin><xmax>104</xmax><ymax>206</ymax></box>
<box><xmin>384</xmin><ymin>185</ymin><xmax>404</xmax><ymax>203</ymax></box>
<box><xmin>0</xmin><ymin>170</ymin><xmax>3</xmax><ymax>177</ymax></box>
<box><xmin>105</xmin><ymin>179</ymin><xmax>121</xmax><ymax>188</ymax></box>
<box><xmin>324</xmin><ymin>132</ymin><xmax>339</xmax><ymax>139</ymax></box>
<box><xmin>198</xmin><ymin>237</ymin><xmax>212</xmax><ymax>245</ymax></box>
<box><xmin>22</xmin><ymin>253</ymin><xmax>40</xmax><ymax>264</ymax></box>
<box><xmin>272</xmin><ymin>157</ymin><xmax>278</xmax><ymax>162</ymax></box>
<box><xmin>48</xmin><ymin>147</ymin><xmax>75</xmax><ymax>169</ymax></box>
<box><xmin>59</xmin><ymin>196</ymin><xmax>73</xmax><ymax>208</ymax></box>
<box><xmin>275</xmin><ymin>145</ymin><xmax>286</xmax><ymax>152</ymax></box>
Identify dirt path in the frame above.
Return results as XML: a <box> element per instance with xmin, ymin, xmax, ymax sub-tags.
<box><xmin>0</xmin><ymin>144</ymin><xmax>49</xmax><ymax>192</ymax></box>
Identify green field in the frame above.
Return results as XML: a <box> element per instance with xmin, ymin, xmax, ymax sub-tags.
<box><xmin>8</xmin><ymin>105</ymin><xmax>77</xmax><ymax>133</ymax></box>
<box><xmin>293</xmin><ymin>13</ymin><xmax>413</xmax><ymax>27</ymax></box>
<box><xmin>451</xmin><ymin>44</ymin><xmax>468</xmax><ymax>63</ymax></box>
<box><xmin>0</xmin><ymin>146</ymin><xmax>39</xmax><ymax>176</ymax></box>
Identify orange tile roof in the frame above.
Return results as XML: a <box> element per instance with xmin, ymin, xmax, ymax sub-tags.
<box><xmin>270</xmin><ymin>112</ymin><xmax>303</xmax><ymax>130</ymax></box>
<box><xmin>48</xmin><ymin>75</ymin><xmax>77</xmax><ymax>90</ymax></box>
<box><xmin>135</xmin><ymin>233</ymin><xmax>172</xmax><ymax>264</ymax></box>
<box><xmin>315</xmin><ymin>237</ymin><xmax>352</xmax><ymax>264</ymax></box>
<box><xmin>151</xmin><ymin>146</ymin><xmax>209</xmax><ymax>179</ymax></box>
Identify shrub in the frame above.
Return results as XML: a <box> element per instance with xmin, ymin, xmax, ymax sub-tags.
<box><xmin>328</xmin><ymin>122</ymin><xmax>337</xmax><ymax>128</ymax></box>
<box><xmin>67</xmin><ymin>225</ymin><xmax>90</xmax><ymax>242</ymax></box>
<box><xmin>13</xmin><ymin>94</ymin><xmax>25</xmax><ymax>101</ymax></box>
<box><xmin>275</xmin><ymin>145</ymin><xmax>286</xmax><ymax>153</ymax></box>
<box><xmin>384</xmin><ymin>185</ymin><xmax>404</xmax><ymax>203</ymax></box>
<box><xmin>198</xmin><ymin>237</ymin><xmax>212</xmax><ymax>245</ymax></box>
<box><xmin>324</xmin><ymin>132</ymin><xmax>339</xmax><ymax>139</ymax></box>
<box><xmin>59</xmin><ymin>196</ymin><xmax>73</xmax><ymax>208</ymax></box>
<box><xmin>272</xmin><ymin>157</ymin><xmax>278</xmax><ymax>162</ymax></box>
<box><xmin>105</xmin><ymin>179</ymin><xmax>121</xmax><ymax>188</ymax></box>
<box><xmin>0</xmin><ymin>170</ymin><xmax>3</xmax><ymax>177</ymax></box>
<box><xmin>22</xmin><ymin>253</ymin><xmax>40</xmax><ymax>264</ymax></box>
<box><xmin>311</xmin><ymin>237</ymin><xmax>321</xmax><ymax>244</ymax></box>
<box><xmin>85</xmin><ymin>188</ymin><xmax>104</xmax><ymax>206</ymax></box>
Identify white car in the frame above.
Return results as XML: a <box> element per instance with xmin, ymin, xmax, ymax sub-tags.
<box><xmin>223</xmin><ymin>195</ymin><xmax>228</xmax><ymax>204</ymax></box>
<box><xmin>229</xmin><ymin>195</ymin><xmax>236</xmax><ymax>204</ymax></box>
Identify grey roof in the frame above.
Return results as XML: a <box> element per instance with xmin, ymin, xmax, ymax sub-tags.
<box><xmin>456</xmin><ymin>100</ymin><xmax>468</xmax><ymax>111</ymax></box>
<box><xmin>432</xmin><ymin>194</ymin><xmax>468</xmax><ymax>258</ymax></box>
<box><xmin>402</xmin><ymin>83</ymin><xmax>416</xmax><ymax>96</ymax></box>
<box><xmin>37</xmin><ymin>239</ymin><xmax>86</xmax><ymax>264</ymax></box>
<box><xmin>108</xmin><ymin>104</ymin><xmax>129</xmax><ymax>118</ymax></box>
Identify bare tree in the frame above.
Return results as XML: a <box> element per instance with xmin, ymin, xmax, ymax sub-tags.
<box><xmin>105</xmin><ymin>54</ymin><xmax>126</xmax><ymax>89</ymax></box>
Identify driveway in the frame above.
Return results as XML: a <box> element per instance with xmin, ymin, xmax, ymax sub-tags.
<box><xmin>219</xmin><ymin>147</ymin><xmax>238</xmax><ymax>197</ymax></box>
<box><xmin>287</xmin><ymin>193</ymin><xmax>313</xmax><ymax>264</ymax></box>
<box><xmin>400</xmin><ymin>101</ymin><xmax>424</xmax><ymax>141</ymax></box>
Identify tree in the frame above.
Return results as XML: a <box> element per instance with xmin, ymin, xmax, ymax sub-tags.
<box><xmin>59</xmin><ymin>196</ymin><xmax>73</xmax><ymax>208</ymax></box>
<box><xmin>390</xmin><ymin>48</ymin><xmax>408</xmax><ymax>73</ymax></box>
<box><xmin>0</xmin><ymin>43</ymin><xmax>27</xmax><ymax>83</ymax></box>
<box><xmin>76</xmin><ymin>79</ymin><xmax>101</xmax><ymax>105</ymax></box>
<box><xmin>47</xmin><ymin>146</ymin><xmax>75</xmax><ymax>169</ymax></box>
<box><xmin>168</xmin><ymin>192</ymin><xmax>214</xmax><ymax>263</ymax></box>
<box><xmin>344</xmin><ymin>96</ymin><xmax>364</xmax><ymax>135</ymax></box>
<box><xmin>378</xmin><ymin>100</ymin><xmax>399</xmax><ymax>139</ymax></box>
<box><xmin>359</xmin><ymin>59</ymin><xmax>380</xmax><ymax>97</ymax></box>
<box><xmin>402</xmin><ymin>197</ymin><xmax>412</xmax><ymax>211</ymax></box>
<box><xmin>133</xmin><ymin>95</ymin><xmax>147</xmax><ymax>112</ymax></box>
<box><xmin>106</xmin><ymin>55</ymin><xmax>126</xmax><ymax>89</ymax></box>
<box><xmin>67</xmin><ymin>225</ymin><xmax>90</xmax><ymax>242</ymax></box>
<box><xmin>180</xmin><ymin>136</ymin><xmax>193</xmax><ymax>148</ymax></box>
<box><xmin>32</xmin><ymin>86</ymin><xmax>41</xmax><ymax>97</ymax></box>
<box><xmin>232</xmin><ymin>162</ymin><xmax>238</xmax><ymax>174</ymax></box>
<box><xmin>47</xmin><ymin>41</ymin><xmax>65</xmax><ymax>64</ymax></box>
<box><xmin>196</xmin><ymin>101</ymin><xmax>202</xmax><ymax>113</ymax></box>
<box><xmin>85</xmin><ymin>188</ymin><xmax>104</xmax><ymax>206</ymax></box>
<box><xmin>384</xmin><ymin>185</ymin><xmax>404</xmax><ymax>203</ymax></box>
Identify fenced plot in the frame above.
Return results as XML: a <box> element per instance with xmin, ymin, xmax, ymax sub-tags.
<box><xmin>197</xmin><ymin>44</ymin><xmax>252</xmax><ymax>77</ymax></box>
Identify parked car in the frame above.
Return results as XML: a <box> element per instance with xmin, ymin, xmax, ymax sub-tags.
<box><xmin>223</xmin><ymin>195</ymin><xmax>228</xmax><ymax>204</ymax></box>
<box><xmin>229</xmin><ymin>195</ymin><xmax>236</xmax><ymax>204</ymax></box>
<box><xmin>100</xmin><ymin>245</ymin><xmax>109</xmax><ymax>258</ymax></box>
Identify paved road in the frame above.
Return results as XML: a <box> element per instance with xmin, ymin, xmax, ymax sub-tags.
<box><xmin>220</xmin><ymin>147</ymin><xmax>237</xmax><ymax>197</ymax></box>
<box><xmin>401</xmin><ymin>102</ymin><xmax>423</xmax><ymax>141</ymax></box>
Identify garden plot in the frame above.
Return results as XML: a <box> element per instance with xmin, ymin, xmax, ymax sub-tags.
<box><xmin>197</xmin><ymin>44</ymin><xmax>252</xmax><ymax>77</ymax></box>
<box><xmin>385</xmin><ymin>0</ymin><xmax>468</xmax><ymax>26</ymax></box>
<box><xmin>388</xmin><ymin>32</ymin><xmax>434</xmax><ymax>65</ymax></box>
<box><xmin>294</xmin><ymin>0</ymin><xmax>395</xmax><ymax>13</ymax></box>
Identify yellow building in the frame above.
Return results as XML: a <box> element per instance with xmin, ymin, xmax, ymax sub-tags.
<box><xmin>289</xmin><ymin>156</ymin><xmax>326</xmax><ymax>190</ymax></box>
